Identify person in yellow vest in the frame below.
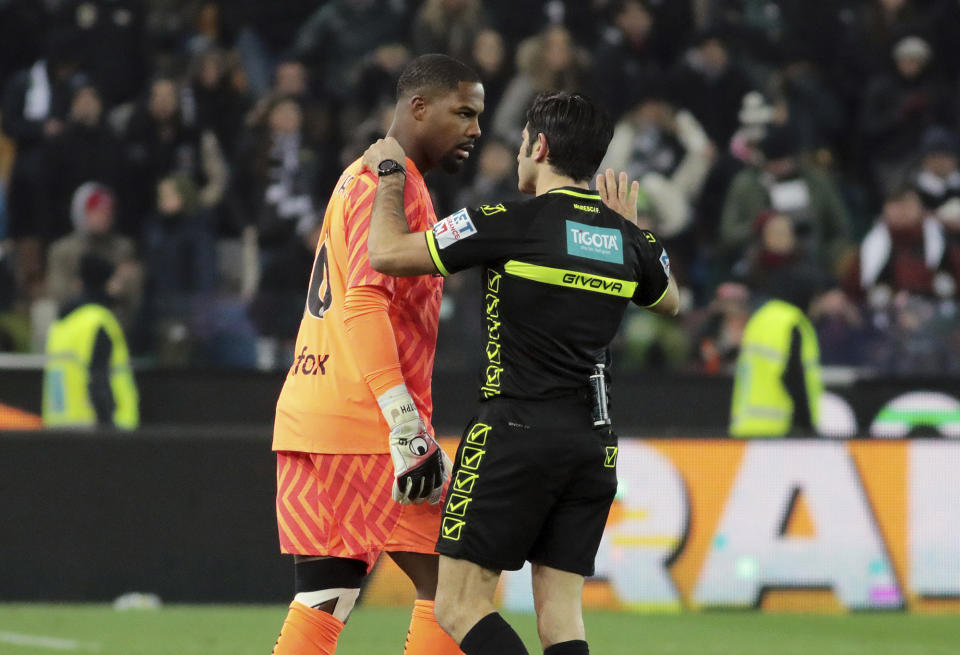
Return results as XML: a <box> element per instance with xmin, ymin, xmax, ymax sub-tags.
<box><xmin>43</xmin><ymin>254</ymin><xmax>139</xmax><ymax>429</ymax></box>
<box><xmin>730</xmin><ymin>269</ymin><xmax>824</xmax><ymax>437</ymax></box>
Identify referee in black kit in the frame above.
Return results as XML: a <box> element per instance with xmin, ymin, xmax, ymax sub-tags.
<box><xmin>362</xmin><ymin>91</ymin><xmax>679</xmax><ymax>655</ymax></box>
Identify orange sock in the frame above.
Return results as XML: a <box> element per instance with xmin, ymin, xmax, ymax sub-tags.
<box><xmin>272</xmin><ymin>601</ymin><xmax>344</xmax><ymax>655</ymax></box>
<box><xmin>404</xmin><ymin>599</ymin><xmax>463</xmax><ymax>655</ymax></box>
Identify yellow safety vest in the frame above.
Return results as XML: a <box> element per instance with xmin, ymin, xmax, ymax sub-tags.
<box><xmin>730</xmin><ymin>299</ymin><xmax>822</xmax><ymax>437</ymax></box>
<box><xmin>43</xmin><ymin>303</ymin><xmax>139</xmax><ymax>429</ymax></box>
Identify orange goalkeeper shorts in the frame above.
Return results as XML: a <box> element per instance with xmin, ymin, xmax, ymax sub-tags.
<box><xmin>276</xmin><ymin>451</ymin><xmax>445</xmax><ymax>571</ymax></box>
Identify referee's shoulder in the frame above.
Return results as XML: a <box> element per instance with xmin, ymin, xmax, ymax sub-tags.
<box><xmin>470</xmin><ymin>198</ymin><xmax>527</xmax><ymax>218</ymax></box>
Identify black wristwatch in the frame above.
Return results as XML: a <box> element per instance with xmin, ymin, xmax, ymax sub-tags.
<box><xmin>377</xmin><ymin>159</ymin><xmax>406</xmax><ymax>177</ymax></box>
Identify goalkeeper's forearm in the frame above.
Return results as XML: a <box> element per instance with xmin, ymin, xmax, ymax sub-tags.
<box><xmin>343</xmin><ymin>285</ymin><xmax>445</xmax><ymax>503</ymax></box>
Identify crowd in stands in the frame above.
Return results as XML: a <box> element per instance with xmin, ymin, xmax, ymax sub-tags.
<box><xmin>0</xmin><ymin>0</ymin><xmax>959</xmax><ymax>375</ymax></box>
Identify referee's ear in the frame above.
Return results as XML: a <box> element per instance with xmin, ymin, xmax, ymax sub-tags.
<box><xmin>533</xmin><ymin>133</ymin><xmax>549</xmax><ymax>163</ymax></box>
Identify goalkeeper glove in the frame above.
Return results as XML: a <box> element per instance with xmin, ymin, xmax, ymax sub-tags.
<box><xmin>377</xmin><ymin>384</ymin><xmax>448</xmax><ymax>505</ymax></box>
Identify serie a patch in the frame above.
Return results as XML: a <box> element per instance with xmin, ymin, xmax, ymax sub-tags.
<box><xmin>433</xmin><ymin>208</ymin><xmax>478</xmax><ymax>249</ymax></box>
<box><xmin>660</xmin><ymin>248</ymin><xmax>671</xmax><ymax>276</ymax></box>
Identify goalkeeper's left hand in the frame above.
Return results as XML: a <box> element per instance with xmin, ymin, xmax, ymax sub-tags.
<box><xmin>378</xmin><ymin>385</ymin><xmax>449</xmax><ymax>504</ymax></box>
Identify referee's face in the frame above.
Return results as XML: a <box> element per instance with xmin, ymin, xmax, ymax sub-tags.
<box><xmin>426</xmin><ymin>81</ymin><xmax>484</xmax><ymax>174</ymax></box>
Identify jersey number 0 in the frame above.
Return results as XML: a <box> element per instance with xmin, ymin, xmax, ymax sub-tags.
<box><xmin>306</xmin><ymin>241</ymin><xmax>333</xmax><ymax>319</ymax></box>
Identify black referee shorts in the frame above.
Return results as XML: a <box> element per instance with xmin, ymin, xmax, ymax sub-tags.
<box><xmin>435</xmin><ymin>397</ymin><xmax>618</xmax><ymax>577</ymax></box>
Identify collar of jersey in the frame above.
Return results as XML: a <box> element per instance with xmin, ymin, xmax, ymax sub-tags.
<box><xmin>547</xmin><ymin>187</ymin><xmax>600</xmax><ymax>200</ymax></box>
<box><xmin>404</xmin><ymin>157</ymin><xmax>424</xmax><ymax>181</ymax></box>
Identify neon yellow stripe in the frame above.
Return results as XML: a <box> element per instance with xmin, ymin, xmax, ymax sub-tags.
<box><xmin>504</xmin><ymin>260</ymin><xmax>636</xmax><ymax>297</ymax></box>
<box><xmin>642</xmin><ymin>283</ymin><xmax>670</xmax><ymax>308</ymax></box>
<box><xmin>548</xmin><ymin>188</ymin><xmax>601</xmax><ymax>200</ymax></box>
<box><xmin>424</xmin><ymin>230</ymin><xmax>450</xmax><ymax>276</ymax></box>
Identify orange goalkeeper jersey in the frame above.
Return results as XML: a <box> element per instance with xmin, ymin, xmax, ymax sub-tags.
<box><xmin>273</xmin><ymin>158</ymin><xmax>443</xmax><ymax>454</ymax></box>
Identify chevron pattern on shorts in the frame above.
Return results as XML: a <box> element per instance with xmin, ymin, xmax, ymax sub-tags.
<box><xmin>276</xmin><ymin>452</ymin><xmax>402</xmax><ymax>565</ymax></box>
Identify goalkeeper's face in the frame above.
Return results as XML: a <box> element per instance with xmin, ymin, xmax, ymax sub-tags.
<box><xmin>423</xmin><ymin>82</ymin><xmax>485</xmax><ymax>174</ymax></box>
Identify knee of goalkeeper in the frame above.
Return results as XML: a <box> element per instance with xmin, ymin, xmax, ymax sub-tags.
<box><xmin>377</xmin><ymin>384</ymin><xmax>450</xmax><ymax>505</ymax></box>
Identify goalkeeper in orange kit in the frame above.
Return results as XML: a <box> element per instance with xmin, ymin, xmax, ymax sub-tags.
<box><xmin>268</xmin><ymin>54</ymin><xmax>485</xmax><ymax>655</ymax></box>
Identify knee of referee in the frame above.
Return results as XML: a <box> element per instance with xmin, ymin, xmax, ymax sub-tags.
<box><xmin>292</xmin><ymin>557</ymin><xmax>367</xmax><ymax>623</ymax></box>
<box><xmin>532</xmin><ymin>564</ymin><xmax>586</xmax><ymax>646</ymax></box>
<box><xmin>434</xmin><ymin>557</ymin><xmax>499</xmax><ymax>641</ymax></box>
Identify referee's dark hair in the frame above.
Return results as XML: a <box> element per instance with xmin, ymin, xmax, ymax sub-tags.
<box><xmin>525</xmin><ymin>92</ymin><xmax>614</xmax><ymax>182</ymax></box>
<box><xmin>396</xmin><ymin>54</ymin><xmax>480</xmax><ymax>100</ymax></box>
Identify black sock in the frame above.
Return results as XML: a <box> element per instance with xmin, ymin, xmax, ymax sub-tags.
<box><xmin>460</xmin><ymin>612</ymin><xmax>529</xmax><ymax>655</ymax></box>
<box><xmin>544</xmin><ymin>640</ymin><xmax>589</xmax><ymax>655</ymax></box>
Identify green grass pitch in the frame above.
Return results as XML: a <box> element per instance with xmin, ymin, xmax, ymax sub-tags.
<box><xmin>0</xmin><ymin>604</ymin><xmax>958</xmax><ymax>654</ymax></box>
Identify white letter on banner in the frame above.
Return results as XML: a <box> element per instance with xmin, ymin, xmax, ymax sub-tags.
<box><xmin>910</xmin><ymin>441</ymin><xmax>960</xmax><ymax>597</ymax></box>
<box><xmin>693</xmin><ymin>442</ymin><xmax>901</xmax><ymax>609</ymax></box>
<box><xmin>593</xmin><ymin>441</ymin><xmax>686</xmax><ymax>611</ymax></box>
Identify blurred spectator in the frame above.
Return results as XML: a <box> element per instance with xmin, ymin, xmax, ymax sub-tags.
<box><xmin>1</xmin><ymin>32</ymin><xmax>84</xmax><ymax>298</ymax></box>
<box><xmin>766</xmin><ymin>55</ymin><xmax>845</xmax><ymax>154</ymax></box>
<box><xmin>141</xmin><ymin>173</ymin><xmax>218</xmax><ymax>365</ymax></box>
<box><xmin>245</xmin><ymin>58</ymin><xmax>339</xmax><ymax>176</ymax></box>
<box><xmin>225</xmin><ymin>0</ymin><xmax>321</xmax><ymax>97</ymax></box>
<box><xmin>467</xmin><ymin>28</ymin><xmax>512</xmax><ymax>136</ymax></box>
<box><xmin>734</xmin><ymin>209</ymin><xmax>867</xmax><ymax>367</ymax></box>
<box><xmin>692</xmin><ymin>90</ymin><xmax>778</xmax><ymax>269</ymax></box>
<box><xmin>600</xmin><ymin>92</ymin><xmax>714</xmax><ymax>239</ymax></box>
<box><xmin>687</xmin><ymin>281</ymin><xmax>750</xmax><ymax>374</ymax></box>
<box><xmin>232</xmin><ymin>95</ymin><xmax>321</xmax><ymax>359</ymax></box>
<box><xmin>638</xmin><ymin>0</ymin><xmax>697</xmax><ymax>64</ymax></box>
<box><xmin>736</xmin><ymin>211</ymin><xmax>804</xmax><ymax>293</ymax></box>
<box><xmin>720</xmin><ymin>125</ymin><xmax>853</xmax><ymax>273</ymax></box>
<box><xmin>0</xmin><ymin>33</ymin><xmax>79</xmax><ymax>239</ymax></box>
<box><xmin>842</xmin><ymin>0</ymin><xmax>926</xmax><ymax>82</ymax></box>
<box><xmin>46</xmin><ymin>183</ymin><xmax>142</xmax><ymax>331</ymax></box>
<box><xmin>847</xmin><ymin>184</ymin><xmax>957</xmax><ymax>374</ymax></box>
<box><xmin>41</xmin><ymin>82</ymin><xmax>124</xmax><ymax>242</ymax></box>
<box><xmin>617</xmin><ymin>303</ymin><xmax>691</xmax><ymax>370</ymax></box>
<box><xmin>591</xmin><ymin>0</ymin><xmax>663</xmax><ymax>120</ymax></box>
<box><xmin>730</xmin><ymin>266</ymin><xmax>826</xmax><ymax>438</ymax></box>
<box><xmin>412</xmin><ymin>0</ymin><xmax>488</xmax><ymax>63</ymax></box>
<box><xmin>912</xmin><ymin>126</ymin><xmax>960</xmax><ymax>215</ymax></box>
<box><xmin>291</xmin><ymin>0</ymin><xmax>409</xmax><ymax>103</ymax></box>
<box><xmin>492</xmin><ymin>25</ymin><xmax>591</xmax><ymax>142</ymax></box>
<box><xmin>728</xmin><ymin>91</ymin><xmax>777</xmax><ymax>166</ymax></box>
<box><xmin>0</xmin><ymin>2</ymin><xmax>47</xmax><ymax>92</ymax></box>
<box><xmin>42</xmin><ymin>253</ymin><xmax>139</xmax><ymax>429</ymax></box>
<box><xmin>232</xmin><ymin>96</ymin><xmax>321</xmax><ymax>251</ymax></box>
<box><xmin>121</xmin><ymin>75</ymin><xmax>227</xmax><ymax>233</ymax></box>
<box><xmin>339</xmin><ymin>102</ymin><xmax>396</xmax><ymax>169</ymax></box>
<box><xmin>852</xmin><ymin>186</ymin><xmax>955</xmax><ymax>302</ymax></box>
<box><xmin>348</xmin><ymin>45</ymin><xmax>413</xmax><ymax>139</ymax></box>
<box><xmin>671</xmin><ymin>30</ymin><xmax>754</xmax><ymax>148</ymax></box>
<box><xmin>860</xmin><ymin>35</ymin><xmax>953</xmax><ymax>195</ymax></box>
<box><xmin>182</xmin><ymin>47</ymin><xmax>251</xmax><ymax>160</ymax></box>
<box><xmin>707</xmin><ymin>0</ymin><xmax>844</xmax><ymax>76</ymax></box>
<box><xmin>254</xmin><ymin>58</ymin><xmax>326</xmax><ymax>136</ymax></box>
<box><xmin>64</xmin><ymin>0</ymin><xmax>147</xmax><ymax>106</ymax></box>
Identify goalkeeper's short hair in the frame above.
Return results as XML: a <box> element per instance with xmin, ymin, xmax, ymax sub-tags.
<box><xmin>396</xmin><ymin>54</ymin><xmax>480</xmax><ymax>101</ymax></box>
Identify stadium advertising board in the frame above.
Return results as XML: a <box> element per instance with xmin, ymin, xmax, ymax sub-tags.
<box><xmin>366</xmin><ymin>439</ymin><xmax>960</xmax><ymax>613</ymax></box>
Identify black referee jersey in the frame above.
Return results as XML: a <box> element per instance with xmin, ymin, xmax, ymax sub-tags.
<box><xmin>424</xmin><ymin>186</ymin><xmax>671</xmax><ymax>402</ymax></box>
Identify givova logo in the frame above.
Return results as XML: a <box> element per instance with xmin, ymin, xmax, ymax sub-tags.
<box><xmin>566</xmin><ymin>221</ymin><xmax>623</xmax><ymax>264</ymax></box>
